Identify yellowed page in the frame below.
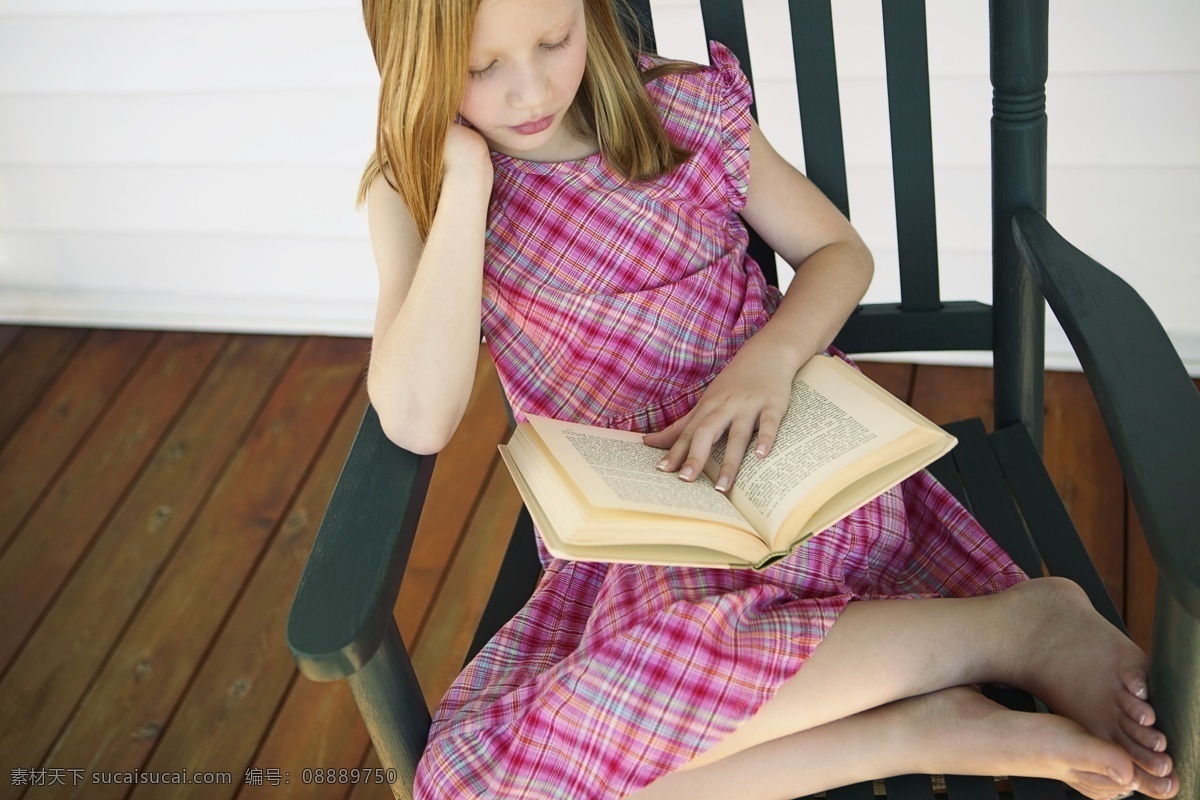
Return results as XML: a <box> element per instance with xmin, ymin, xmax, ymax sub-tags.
<box><xmin>525</xmin><ymin>416</ymin><xmax>757</xmax><ymax>533</ymax></box>
<box><xmin>501</xmin><ymin>435</ymin><xmax>771</xmax><ymax>565</ymax></box>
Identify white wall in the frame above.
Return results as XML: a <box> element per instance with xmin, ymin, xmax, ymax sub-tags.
<box><xmin>1</xmin><ymin>0</ymin><xmax>1197</xmax><ymax>373</ymax></box>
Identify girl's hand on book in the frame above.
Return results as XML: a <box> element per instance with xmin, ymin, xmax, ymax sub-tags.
<box><xmin>642</xmin><ymin>342</ymin><xmax>796</xmax><ymax>493</ymax></box>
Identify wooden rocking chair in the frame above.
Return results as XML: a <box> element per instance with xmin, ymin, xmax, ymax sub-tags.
<box><xmin>287</xmin><ymin>1</ymin><xmax>1199</xmax><ymax>797</ymax></box>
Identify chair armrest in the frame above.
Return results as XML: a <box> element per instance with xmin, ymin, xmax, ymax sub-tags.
<box><xmin>1012</xmin><ymin>208</ymin><xmax>1200</xmax><ymax>619</ymax></box>
<box><xmin>1014</xmin><ymin>209</ymin><xmax>1200</xmax><ymax>796</ymax></box>
<box><xmin>287</xmin><ymin>404</ymin><xmax>437</xmax><ymax>682</ymax></box>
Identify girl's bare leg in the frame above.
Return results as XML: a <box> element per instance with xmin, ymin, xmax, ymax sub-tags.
<box><xmin>628</xmin><ymin>686</ymin><xmax>1179</xmax><ymax>800</ymax></box>
<box><xmin>664</xmin><ymin>578</ymin><xmax>1174</xmax><ymax>791</ymax></box>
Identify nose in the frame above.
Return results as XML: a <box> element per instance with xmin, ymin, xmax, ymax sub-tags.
<box><xmin>506</xmin><ymin>59</ymin><xmax>550</xmax><ymax>111</ymax></box>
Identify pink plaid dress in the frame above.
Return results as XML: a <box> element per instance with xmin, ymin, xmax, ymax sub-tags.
<box><xmin>414</xmin><ymin>43</ymin><xmax>1025</xmax><ymax>799</ymax></box>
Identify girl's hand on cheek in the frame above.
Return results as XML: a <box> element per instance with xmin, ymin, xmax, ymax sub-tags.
<box><xmin>443</xmin><ymin>119</ymin><xmax>494</xmax><ymax>189</ymax></box>
<box><xmin>642</xmin><ymin>343</ymin><xmax>797</xmax><ymax>493</ymax></box>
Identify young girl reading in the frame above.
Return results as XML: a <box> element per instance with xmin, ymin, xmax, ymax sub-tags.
<box><xmin>357</xmin><ymin>0</ymin><xmax>1180</xmax><ymax>797</ymax></box>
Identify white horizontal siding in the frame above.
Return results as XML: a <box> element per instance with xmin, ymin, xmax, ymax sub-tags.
<box><xmin>0</xmin><ymin>0</ymin><xmax>1196</xmax><ymax>375</ymax></box>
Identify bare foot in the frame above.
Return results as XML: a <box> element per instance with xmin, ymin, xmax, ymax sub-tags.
<box><xmin>907</xmin><ymin>686</ymin><xmax>1140</xmax><ymax>800</ymax></box>
<box><xmin>1002</xmin><ymin>577</ymin><xmax>1177</xmax><ymax>797</ymax></box>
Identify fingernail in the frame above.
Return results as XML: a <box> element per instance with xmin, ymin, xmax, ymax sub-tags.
<box><xmin>656</xmin><ymin>458</ymin><xmax>669</xmax><ymax>471</ymax></box>
<box><xmin>1107</xmin><ymin>768</ymin><xmax>1123</xmax><ymax>784</ymax></box>
<box><xmin>715</xmin><ymin>478</ymin><xmax>729</xmax><ymax>493</ymax></box>
<box><xmin>1139</xmin><ymin>712</ymin><xmax>1147</xmax><ymax>726</ymax></box>
<box><xmin>1136</xmin><ymin>682</ymin><xmax>1148</xmax><ymax>699</ymax></box>
<box><xmin>755</xmin><ymin>445</ymin><xmax>766</xmax><ymax>457</ymax></box>
<box><xmin>679</xmin><ymin>466</ymin><xmax>694</xmax><ymax>481</ymax></box>
<box><xmin>1157</xmin><ymin>761</ymin><xmax>1170</xmax><ymax>777</ymax></box>
<box><xmin>1155</xmin><ymin>737</ymin><xmax>1166</xmax><ymax>752</ymax></box>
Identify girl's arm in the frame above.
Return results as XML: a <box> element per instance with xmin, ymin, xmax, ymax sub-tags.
<box><xmin>366</xmin><ymin>126</ymin><xmax>494</xmax><ymax>454</ymax></box>
<box><xmin>643</xmin><ymin>119</ymin><xmax>874</xmax><ymax>491</ymax></box>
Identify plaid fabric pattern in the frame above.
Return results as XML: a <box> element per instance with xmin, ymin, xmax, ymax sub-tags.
<box><xmin>414</xmin><ymin>43</ymin><xmax>1025</xmax><ymax>800</ymax></box>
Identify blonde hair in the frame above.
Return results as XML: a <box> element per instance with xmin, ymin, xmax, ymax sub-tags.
<box><xmin>355</xmin><ymin>0</ymin><xmax>696</xmax><ymax>241</ymax></box>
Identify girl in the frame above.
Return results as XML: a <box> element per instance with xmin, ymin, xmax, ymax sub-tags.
<box><xmin>358</xmin><ymin>0</ymin><xmax>1179</xmax><ymax>797</ymax></box>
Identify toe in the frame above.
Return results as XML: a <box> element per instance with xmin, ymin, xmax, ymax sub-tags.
<box><xmin>1066</xmin><ymin>770</ymin><xmax>1134</xmax><ymax>800</ymax></box>
<box><xmin>1118</xmin><ymin>712</ymin><xmax>1166</xmax><ymax>754</ymax></box>
<box><xmin>1120</xmin><ymin>668</ymin><xmax>1149</xmax><ymax>701</ymax></box>
<box><xmin>1115</xmin><ymin>726</ymin><xmax>1172</xmax><ymax>779</ymax></box>
<box><xmin>1115</xmin><ymin>684</ymin><xmax>1155</xmax><ymax>726</ymax></box>
<box><xmin>1131</xmin><ymin>763</ymin><xmax>1178</xmax><ymax>799</ymax></box>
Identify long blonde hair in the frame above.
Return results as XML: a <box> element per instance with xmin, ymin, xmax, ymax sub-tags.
<box><xmin>355</xmin><ymin>0</ymin><xmax>695</xmax><ymax>241</ymax></box>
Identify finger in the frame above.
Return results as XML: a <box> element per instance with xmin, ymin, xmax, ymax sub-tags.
<box><xmin>752</xmin><ymin>404</ymin><xmax>786</xmax><ymax>458</ymax></box>
<box><xmin>645</xmin><ymin>415</ymin><xmax>692</xmax><ymax>471</ymax></box>
<box><xmin>677</xmin><ymin>415</ymin><xmax>728</xmax><ymax>482</ymax></box>
<box><xmin>715</xmin><ymin>417</ymin><xmax>756</xmax><ymax>493</ymax></box>
<box><xmin>676</xmin><ymin>422</ymin><xmax>720</xmax><ymax>484</ymax></box>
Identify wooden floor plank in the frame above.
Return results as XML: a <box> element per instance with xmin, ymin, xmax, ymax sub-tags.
<box><xmin>855</xmin><ymin>361</ymin><xmax>916</xmax><ymax>404</ymax></box>
<box><xmin>134</xmin><ymin>383</ymin><xmax>369</xmax><ymax>800</ymax></box>
<box><xmin>909</xmin><ymin>364</ymin><xmax>995</xmax><ymax>432</ymax></box>
<box><xmin>0</xmin><ymin>326</ymin><xmax>88</xmax><ymax>447</ymax></box>
<box><xmin>346</xmin><ymin>748</ymin><xmax>393</xmax><ymax>800</ymax></box>
<box><xmin>236</xmin><ymin>676</ymin><xmax>370</xmax><ymax>800</ymax></box>
<box><xmin>33</xmin><ymin>336</ymin><xmax>364</xmax><ymax>799</ymax></box>
<box><xmin>0</xmin><ymin>332</ymin><xmax>226</xmax><ymax>673</ymax></box>
<box><xmin>1041</xmin><ymin>371</ymin><xmax>1125</xmax><ymax>607</ymax></box>
<box><xmin>411</xmin><ymin>455</ymin><xmax>525</xmax><ymax>707</ymax></box>
<box><xmin>0</xmin><ymin>329</ymin><xmax>157</xmax><ymax>551</ymax></box>
<box><xmin>0</xmin><ymin>335</ymin><xmax>300</xmax><ymax>793</ymax></box>
<box><xmin>0</xmin><ymin>325</ymin><xmax>22</xmax><ymax>360</ymax></box>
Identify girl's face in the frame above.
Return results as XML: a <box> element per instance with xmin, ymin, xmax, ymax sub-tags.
<box><xmin>459</xmin><ymin>0</ymin><xmax>590</xmax><ymax>162</ymax></box>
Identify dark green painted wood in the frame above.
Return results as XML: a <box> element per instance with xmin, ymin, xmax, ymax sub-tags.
<box><xmin>990</xmin><ymin>0</ymin><xmax>1047</xmax><ymax>447</ymax></box>
<box><xmin>884</xmin><ymin>773</ymin><xmax>935</xmax><ymax>800</ymax></box>
<box><xmin>834</xmin><ymin>301</ymin><xmax>992</xmax><ymax>355</ymax></box>
<box><xmin>943</xmin><ymin>775</ymin><xmax>1000</xmax><ymax>800</ymax></box>
<box><xmin>943</xmin><ymin>419</ymin><xmax>1043</xmax><ymax>578</ymax></box>
<box><xmin>882</xmin><ymin>0</ymin><xmax>941</xmax><ymax>313</ymax></box>
<box><xmin>1014</xmin><ymin>208</ymin><xmax>1199</xmax><ymax>800</ymax></box>
<box><xmin>989</xmin><ymin>423</ymin><xmax>1125</xmax><ymax>632</ymax></box>
<box><xmin>1151</xmin><ymin>583</ymin><xmax>1200</xmax><ymax>800</ymax></box>
<box><xmin>346</xmin><ymin>621</ymin><xmax>430</xmax><ymax>800</ymax></box>
<box><xmin>1012</xmin><ymin>208</ymin><xmax>1200</xmax><ymax>620</ymax></box>
<box><xmin>287</xmin><ymin>405</ymin><xmax>437</xmax><ymax>681</ymax></box>
<box><xmin>825</xmin><ymin>782</ymin><xmax>876</xmax><ymax>800</ymax></box>
<box><xmin>787</xmin><ymin>0</ymin><xmax>849</xmax><ymax>219</ymax></box>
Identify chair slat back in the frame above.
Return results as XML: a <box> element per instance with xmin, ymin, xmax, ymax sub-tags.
<box><xmin>881</xmin><ymin>0</ymin><xmax>941</xmax><ymax>312</ymax></box>
<box><xmin>786</xmin><ymin>0</ymin><xmax>850</xmax><ymax>220</ymax></box>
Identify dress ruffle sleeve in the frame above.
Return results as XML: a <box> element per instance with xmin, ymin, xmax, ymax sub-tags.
<box><xmin>707</xmin><ymin>40</ymin><xmax>754</xmax><ymax>211</ymax></box>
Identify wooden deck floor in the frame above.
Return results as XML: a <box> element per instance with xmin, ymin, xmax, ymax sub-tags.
<box><xmin>0</xmin><ymin>325</ymin><xmax>1168</xmax><ymax>799</ymax></box>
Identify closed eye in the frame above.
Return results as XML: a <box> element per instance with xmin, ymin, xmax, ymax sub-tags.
<box><xmin>468</xmin><ymin>60</ymin><xmax>497</xmax><ymax>78</ymax></box>
<box><xmin>542</xmin><ymin>33</ymin><xmax>572</xmax><ymax>51</ymax></box>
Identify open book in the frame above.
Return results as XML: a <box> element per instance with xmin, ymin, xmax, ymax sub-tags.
<box><xmin>498</xmin><ymin>354</ymin><xmax>956</xmax><ymax>570</ymax></box>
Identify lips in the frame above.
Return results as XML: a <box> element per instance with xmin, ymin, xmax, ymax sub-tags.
<box><xmin>512</xmin><ymin>115</ymin><xmax>554</xmax><ymax>135</ymax></box>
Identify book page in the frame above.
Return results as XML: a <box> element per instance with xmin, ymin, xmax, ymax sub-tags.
<box><xmin>526</xmin><ymin>417</ymin><xmax>756</xmax><ymax>532</ymax></box>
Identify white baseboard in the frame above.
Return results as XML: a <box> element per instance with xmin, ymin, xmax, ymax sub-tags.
<box><xmin>2</xmin><ymin>288</ymin><xmax>1198</xmax><ymax>377</ymax></box>
<box><xmin>0</xmin><ymin>288</ymin><xmax>375</xmax><ymax>338</ymax></box>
